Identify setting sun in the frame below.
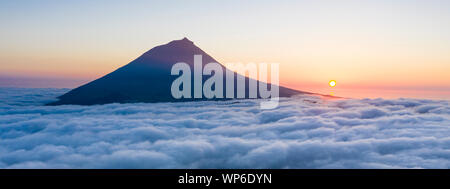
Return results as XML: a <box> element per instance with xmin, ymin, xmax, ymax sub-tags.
<box><xmin>329</xmin><ymin>80</ymin><xmax>336</xmax><ymax>87</ymax></box>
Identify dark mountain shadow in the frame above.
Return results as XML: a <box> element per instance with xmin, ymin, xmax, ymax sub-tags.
<box><xmin>48</xmin><ymin>38</ymin><xmax>317</xmax><ymax>105</ymax></box>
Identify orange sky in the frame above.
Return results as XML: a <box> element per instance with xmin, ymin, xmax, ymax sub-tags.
<box><xmin>1</xmin><ymin>1</ymin><xmax>450</xmax><ymax>99</ymax></box>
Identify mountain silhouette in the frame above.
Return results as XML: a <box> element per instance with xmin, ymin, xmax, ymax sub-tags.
<box><xmin>48</xmin><ymin>38</ymin><xmax>311</xmax><ymax>105</ymax></box>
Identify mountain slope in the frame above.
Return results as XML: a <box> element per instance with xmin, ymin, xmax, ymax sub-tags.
<box><xmin>48</xmin><ymin>38</ymin><xmax>308</xmax><ymax>105</ymax></box>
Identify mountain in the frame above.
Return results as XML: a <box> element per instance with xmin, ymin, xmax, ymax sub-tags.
<box><xmin>48</xmin><ymin>38</ymin><xmax>310</xmax><ymax>105</ymax></box>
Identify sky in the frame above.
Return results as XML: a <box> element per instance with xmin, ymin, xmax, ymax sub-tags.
<box><xmin>1</xmin><ymin>0</ymin><xmax>450</xmax><ymax>99</ymax></box>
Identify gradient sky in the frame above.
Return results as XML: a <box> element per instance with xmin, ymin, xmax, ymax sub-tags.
<box><xmin>1</xmin><ymin>0</ymin><xmax>450</xmax><ymax>99</ymax></box>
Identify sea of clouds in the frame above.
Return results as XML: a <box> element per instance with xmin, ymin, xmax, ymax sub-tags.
<box><xmin>0</xmin><ymin>87</ymin><xmax>449</xmax><ymax>168</ymax></box>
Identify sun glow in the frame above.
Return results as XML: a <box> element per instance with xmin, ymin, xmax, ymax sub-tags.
<box><xmin>329</xmin><ymin>80</ymin><xmax>336</xmax><ymax>87</ymax></box>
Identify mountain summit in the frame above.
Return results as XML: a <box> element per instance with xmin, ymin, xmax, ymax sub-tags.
<box><xmin>48</xmin><ymin>38</ymin><xmax>306</xmax><ymax>105</ymax></box>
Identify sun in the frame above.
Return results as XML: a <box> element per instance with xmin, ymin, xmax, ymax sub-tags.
<box><xmin>329</xmin><ymin>80</ymin><xmax>336</xmax><ymax>87</ymax></box>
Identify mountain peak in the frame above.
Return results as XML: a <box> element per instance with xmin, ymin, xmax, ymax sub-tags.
<box><xmin>181</xmin><ymin>37</ymin><xmax>191</xmax><ymax>42</ymax></box>
<box><xmin>169</xmin><ymin>37</ymin><xmax>194</xmax><ymax>46</ymax></box>
<box><xmin>142</xmin><ymin>37</ymin><xmax>199</xmax><ymax>59</ymax></box>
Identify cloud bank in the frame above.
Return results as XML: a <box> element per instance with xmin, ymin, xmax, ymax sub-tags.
<box><xmin>0</xmin><ymin>88</ymin><xmax>449</xmax><ymax>168</ymax></box>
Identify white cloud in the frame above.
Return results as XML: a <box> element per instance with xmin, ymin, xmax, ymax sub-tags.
<box><xmin>0</xmin><ymin>88</ymin><xmax>449</xmax><ymax>168</ymax></box>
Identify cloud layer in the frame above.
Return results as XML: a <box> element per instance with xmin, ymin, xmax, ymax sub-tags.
<box><xmin>0</xmin><ymin>88</ymin><xmax>449</xmax><ymax>168</ymax></box>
